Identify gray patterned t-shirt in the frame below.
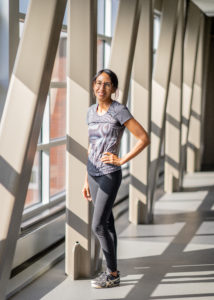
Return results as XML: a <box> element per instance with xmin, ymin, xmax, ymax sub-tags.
<box><xmin>86</xmin><ymin>100</ymin><xmax>134</xmax><ymax>176</ymax></box>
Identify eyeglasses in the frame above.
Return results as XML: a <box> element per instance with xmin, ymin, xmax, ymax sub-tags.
<box><xmin>95</xmin><ymin>81</ymin><xmax>112</xmax><ymax>89</ymax></box>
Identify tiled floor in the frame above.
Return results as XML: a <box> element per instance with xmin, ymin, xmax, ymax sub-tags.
<box><xmin>10</xmin><ymin>172</ymin><xmax>214</xmax><ymax>300</ymax></box>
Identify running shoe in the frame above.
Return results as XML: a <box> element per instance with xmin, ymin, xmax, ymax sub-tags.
<box><xmin>91</xmin><ymin>271</ymin><xmax>120</xmax><ymax>288</ymax></box>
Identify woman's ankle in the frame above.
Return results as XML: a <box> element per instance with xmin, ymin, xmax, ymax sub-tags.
<box><xmin>110</xmin><ymin>270</ymin><xmax>118</xmax><ymax>277</ymax></box>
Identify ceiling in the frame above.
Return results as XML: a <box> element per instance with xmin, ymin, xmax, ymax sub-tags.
<box><xmin>192</xmin><ymin>0</ymin><xmax>214</xmax><ymax>16</ymax></box>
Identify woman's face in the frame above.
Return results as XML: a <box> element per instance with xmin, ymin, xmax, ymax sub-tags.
<box><xmin>93</xmin><ymin>72</ymin><xmax>116</xmax><ymax>102</ymax></box>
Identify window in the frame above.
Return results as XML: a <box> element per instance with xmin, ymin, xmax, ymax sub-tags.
<box><xmin>97</xmin><ymin>39</ymin><xmax>105</xmax><ymax>71</ymax></box>
<box><xmin>19</xmin><ymin>13</ymin><xmax>67</xmax><ymax>212</ymax></box>
<box><xmin>25</xmin><ymin>151</ymin><xmax>41</xmax><ymax>208</ymax></box>
<box><xmin>153</xmin><ymin>13</ymin><xmax>161</xmax><ymax>65</ymax></box>
<box><xmin>19</xmin><ymin>0</ymin><xmax>29</xmax><ymax>14</ymax></box>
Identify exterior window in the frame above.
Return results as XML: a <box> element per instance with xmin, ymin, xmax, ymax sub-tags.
<box><xmin>19</xmin><ymin>0</ymin><xmax>29</xmax><ymax>14</ymax></box>
<box><xmin>97</xmin><ymin>0</ymin><xmax>105</xmax><ymax>35</ymax></box>
<box><xmin>111</xmin><ymin>0</ymin><xmax>120</xmax><ymax>36</ymax></box>
<box><xmin>25</xmin><ymin>151</ymin><xmax>41</xmax><ymax>207</ymax></box>
<box><xmin>19</xmin><ymin>17</ymin><xmax>67</xmax><ymax>209</ymax></box>
<box><xmin>50</xmin><ymin>87</ymin><xmax>66</xmax><ymax>140</ymax></box>
<box><xmin>51</xmin><ymin>36</ymin><xmax>67</xmax><ymax>82</ymax></box>
<box><xmin>97</xmin><ymin>39</ymin><xmax>104</xmax><ymax>71</ymax></box>
<box><xmin>153</xmin><ymin>14</ymin><xmax>161</xmax><ymax>64</ymax></box>
<box><xmin>50</xmin><ymin>145</ymin><xmax>66</xmax><ymax>197</ymax></box>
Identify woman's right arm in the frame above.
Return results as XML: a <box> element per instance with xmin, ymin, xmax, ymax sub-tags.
<box><xmin>84</xmin><ymin>143</ymin><xmax>91</xmax><ymax>183</ymax></box>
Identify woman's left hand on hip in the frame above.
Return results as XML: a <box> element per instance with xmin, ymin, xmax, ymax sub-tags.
<box><xmin>100</xmin><ymin>152</ymin><xmax>122</xmax><ymax>166</ymax></box>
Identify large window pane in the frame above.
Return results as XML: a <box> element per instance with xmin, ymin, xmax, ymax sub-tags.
<box><xmin>51</xmin><ymin>35</ymin><xmax>67</xmax><ymax>82</ymax></box>
<box><xmin>50</xmin><ymin>145</ymin><xmax>66</xmax><ymax>196</ymax></box>
<box><xmin>111</xmin><ymin>0</ymin><xmax>120</xmax><ymax>36</ymax></box>
<box><xmin>50</xmin><ymin>88</ymin><xmax>66</xmax><ymax>139</ymax></box>
<box><xmin>19</xmin><ymin>0</ymin><xmax>29</xmax><ymax>14</ymax></box>
<box><xmin>63</xmin><ymin>3</ymin><xmax>68</xmax><ymax>25</ymax></box>
<box><xmin>19</xmin><ymin>21</ymin><xmax>24</xmax><ymax>39</ymax></box>
<box><xmin>97</xmin><ymin>39</ymin><xmax>104</xmax><ymax>71</ymax></box>
<box><xmin>25</xmin><ymin>151</ymin><xmax>41</xmax><ymax>208</ymax></box>
<box><xmin>154</xmin><ymin>15</ymin><xmax>161</xmax><ymax>51</ymax></box>
<box><xmin>153</xmin><ymin>15</ymin><xmax>161</xmax><ymax>66</ymax></box>
<box><xmin>98</xmin><ymin>0</ymin><xmax>105</xmax><ymax>35</ymax></box>
<box><xmin>104</xmin><ymin>42</ymin><xmax>111</xmax><ymax>68</ymax></box>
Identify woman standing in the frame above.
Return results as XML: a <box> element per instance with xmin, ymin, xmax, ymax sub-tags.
<box><xmin>82</xmin><ymin>69</ymin><xmax>150</xmax><ymax>288</ymax></box>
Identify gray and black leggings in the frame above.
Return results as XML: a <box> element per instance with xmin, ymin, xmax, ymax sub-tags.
<box><xmin>88</xmin><ymin>169</ymin><xmax>122</xmax><ymax>273</ymax></box>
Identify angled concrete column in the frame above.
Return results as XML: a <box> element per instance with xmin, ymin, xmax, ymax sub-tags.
<box><xmin>0</xmin><ymin>0</ymin><xmax>66</xmax><ymax>298</ymax></box>
<box><xmin>164</xmin><ymin>0</ymin><xmax>185</xmax><ymax>193</ymax></box>
<box><xmin>129</xmin><ymin>0</ymin><xmax>152</xmax><ymax>224</ymax></box>
<box><xmin>0</xmin><ymin>0</ymin><xmax>19</xmax><ymax>120</ymax></box>
<box><xmin>149</xmin><ymin>0</ymin><xmax>178</xmax><ymax>216</ymax></box>
<box><xmin>66</xmin><ymin>0</ymin><xmax>97</xmax><ymax>278</ymax></box>
<box><xmin>108</xmin><ymin>0</ymin><xmax>140</xmax><ymax>105</ymax></box>
<box><xmin>181</xmin><ymin>2</ymin><xmax>201</xmax><ymax>175</ymax></box>
<box><xmin>186</xmin><ymin>15</ymin><xmax>204</xmax><ymax>173</ymax></box>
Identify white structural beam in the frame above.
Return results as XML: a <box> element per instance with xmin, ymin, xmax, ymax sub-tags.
<box><xmin>164</xmin><ymin>0</ymin><xmax>185</xmax><ymax>193</ymax></box>
<box><xmin>0</xmin><ymin>0</ymin><xmax>19</xmax><ymax>120</ymax></box>
<box><xmin>186</xmin><ymin>15</ymin><xmax>204</xmax><ymax>172</ymax></box>
<box><xmin>149</xmin><ymin>0</ymin><xmax>179</xmax><ymax>216</ymax></box>
<box><xmin>108</xmin><ymin>0</ymin><xmax>140</xmax><ymax>105</ymax></box>
<box><xmin>181</xmin><ymin>2</ymin><xmax>201</xmax><ymax>175</ymax></box>
<box><xmin>129</xmin><ymin>0</ymin><xmax>153</xmax><ymax>224</ymax></box>
<box><xmin>0</xmin><ymin>0</ymin><xmax>66</xmax><ymax>298</ymax></box>
<box><xmin>66</xmin><ymin>0</ymin><xmax>97</xmax><ymax>278</ymax></box>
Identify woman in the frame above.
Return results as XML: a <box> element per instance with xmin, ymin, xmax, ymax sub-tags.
<box><xmin>82</xmin><ymin>69</ymin><xmax>150</xmax><ymax>288</ymax></box>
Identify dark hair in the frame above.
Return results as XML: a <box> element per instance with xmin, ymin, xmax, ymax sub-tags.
<box><xmin>92</xmin><ymin>69</ymin><xmax>118</xmax><ymax>89</ymax></box>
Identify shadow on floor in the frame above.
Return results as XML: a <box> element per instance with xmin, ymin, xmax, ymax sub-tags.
<box><xmin>101</xmin><ymin>186</ymin><xmax>214</xmax><ymax>300</ymax></box>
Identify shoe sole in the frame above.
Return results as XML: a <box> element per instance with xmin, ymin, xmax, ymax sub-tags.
<box><xmin>91</xmin><ymin>282</ymin><xmax>120</xmax><ymax>288</ymax></box>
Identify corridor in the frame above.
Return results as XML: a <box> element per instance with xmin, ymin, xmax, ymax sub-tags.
<box><xmin>10</xmin><ymin>171</ymin><xmax>214</xmax><ymax>300</ymax></box>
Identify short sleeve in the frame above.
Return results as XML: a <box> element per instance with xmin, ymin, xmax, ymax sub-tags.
<box><xmin>115</xmin><ymin>105</ymin><xmax>134</xmax><ymax>125</ymax></box>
